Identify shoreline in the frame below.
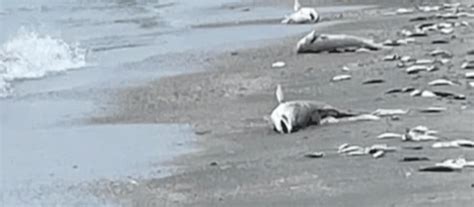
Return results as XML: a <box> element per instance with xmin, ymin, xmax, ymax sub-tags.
<box><xmin>91</xmin><ymin>3</ymin><xmax>474</xmax><ymax>207</ymax></box>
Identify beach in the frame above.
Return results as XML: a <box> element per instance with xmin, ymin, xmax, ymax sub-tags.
<box><xmin>1</xmin><ymin>0</ymin><xmax>474</xmax><ymax>206</ymax></box>
<box><xmin>90</xmin><ymin>1</ymin><xmax>474</xmax><ymax>207</ymax></box>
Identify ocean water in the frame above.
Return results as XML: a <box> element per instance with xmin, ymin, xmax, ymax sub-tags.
<box><xmin>0</xmin><ymin>0</ymin><xmax>418</xmax><ymax>206</ymax></box>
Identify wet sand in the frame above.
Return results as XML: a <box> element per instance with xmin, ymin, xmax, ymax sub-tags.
<box><xmin>91</xmin><ymin>2</ymin><xmax>474</xmax><ymax>207</ymax></box>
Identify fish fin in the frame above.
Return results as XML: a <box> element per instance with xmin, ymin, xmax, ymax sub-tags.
<box><xmin>276</xmin><ymin>84</ymin><xmax>285</xmax><ymax>103</ymax></box>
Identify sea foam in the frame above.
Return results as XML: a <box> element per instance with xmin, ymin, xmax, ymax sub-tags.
<box><xmin>0</xmin><ymin>28</ymin><xmax>86</xmax><ymax>97</ymax></box>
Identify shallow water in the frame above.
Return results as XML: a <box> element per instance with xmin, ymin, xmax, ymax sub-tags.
<box><xmin>1</xmin><ymin>0</ymin><xmax>463</xmax><ymax>206</ymax></box>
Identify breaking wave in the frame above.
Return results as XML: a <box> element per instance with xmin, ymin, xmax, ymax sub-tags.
<box><xmin>0</xmin><ymin>28</ymin><xmax>86</xmax><ymax>97</ymax></box>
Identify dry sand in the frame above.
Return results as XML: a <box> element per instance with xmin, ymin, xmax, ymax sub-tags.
<box><xmin>90</xmin><ymin>3</ymin><xmax>474</xmax><ymax>207</ymax></box>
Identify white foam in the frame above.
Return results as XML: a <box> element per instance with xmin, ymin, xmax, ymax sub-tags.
<box><xmin>0</xmin><ymin>28</ymin><xmax>86</xmax><ymax>97</ymax></box>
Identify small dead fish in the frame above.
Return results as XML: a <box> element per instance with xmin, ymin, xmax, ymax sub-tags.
<box><xmin>440</xmin><ymin>28</ymin><xmax>454</xmax><ymax>34</ymax></box>
<box><xmin>428</xmin><ymin>79</ymin><xmax>455</xmax><ymax>86</ymax></box>
<box><xmin>432</xmin><ymin>91</ymin><xmax>466</xmax><ymax>100</ymax></box>
<box><xmin>377</xmin><ymin>132</ymin><xmax>403</xmax><ymax>139</ymax></box>
<box><xmin>401</xmin><ymin>29</ymin><xmax>428</xmax><ymax>37</ymax></box>
<box><xmin>466</xmin><ymin>72</ymin><xmax>474</xmax><ymax>79</ymax></box>
<box><xmin>418</xmin><ymin>6</ymin><xmax>441</xmax><ymax>12</ymax></box>
<box><xmin>432</xmin><ymin>39</ymin><xmax>450</xmax><ymax>44</ymax></box>
<box><xmin>402</xmin><ymin>145</ymin><xmax>423</xmax><ymax>150</ymax></box>
<box><xmin>401</xmin><ymin>56</ymin><xmax>416</xmax><ymax>62</ymax></box>
<box><xmin>397</xmin><ymin>38</ymin><xmax>416</xmax><ymax>44</ymax></box>
<box><xmin>418</xmin><ymin>166</ymin><xmax>459</xmax><ymax>172</ymax></box>
<box><xmin>461</xmin><ymin>61</ymin><xmax>474</xmax><ymax>69</ymax></box>
<box><xmin>415</xmin><ymin>59</ymin><xmax>435</xmax><ymax>65</ymax></box>
<box><xmin>339</xmin><ymin>145</ymin><xmax>364</xmax><ymax>154</ymax></box>
<box><xmin>271</xmin><ymin>61</ymin><xmax>286</xmax><ymax>68</ymax></box>
<box><xmin>331</xmin><ymin>74</ymin><xmax>351</xmax><ymax>82</ymax></box>
<box><xmin>368</xmin><ymin>144</ymin><xmax>397</xmax><ymax>152</ymax></box>
<box><xmin>396</xmin><ymin>8</ymin><xmax>415</xmax><ymax>15</ymax></box>
<box><xmin>304</xmin><ymin>152</ymin><xmax>325</xmax><ymax>158</ymax></box>
<box><xmin>383</xmin><ymin>54</ymin><xmax>400</xmax><ymax>61</ymax></box>
<box><xmin>432</xmin><ymin>139</ymin><xmax>474</xmax><ymax>148</ymax></box>
<box><xmin>400</xmin><ymin>156</ymin><xmax>430</xmax><ymax>162</ymax></box>
<box><xmin>372</xmin><ymin>150</ymin><xmax>384</xmax><ymax>158</ymax></box>
<box><xmin>362</xmin><ymin>79</ymin><xmax>385</xmax><ymax>85</ymax></box>
<box><xmin>385</xmin><ymin>87</ymin><xmax>416</xmax><ymax>94</ymax></box>
<box><xmin>372</xmin><ymin>109</ymin><xmax>409</xmax><ymax>116</ymax></box>
<box><xmin>429</xmin><ymin>49</ymin><xmax>453</xmax><ymax>57</ymax></box>
<box><xmin>418</xmin><ymin>106</ymin><xmax>447</xmax><ymax>113</ymax></box>
<box><xmin>383</xmin><ymin>40</ymin><xmax>401</xmax><ymax>46</ymax></box>
<box><xmin>406</xmin><ymin>65</ymin><xmax>437</xmax><ymax>74</ymax></box>
<box><xmin>469</xmin><ymin>82</ymin><xmax>474</xmax><ymax>87</ymax></box>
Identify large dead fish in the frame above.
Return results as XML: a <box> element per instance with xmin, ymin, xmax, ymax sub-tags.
<box><xmin>296</xmin><ymin>31</ymin><xmax>384</xmax><ymax>53</ymax></box>
<box><xmin>269</xmin><ymin>85</ymin><xmax>378</xmax><ymax>134</ymax></box>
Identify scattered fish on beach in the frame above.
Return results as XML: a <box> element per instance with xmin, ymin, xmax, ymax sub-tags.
<box><xmin>405</xmin><ymin>65</ymin><xmax>438</xmax><ymax>74</ymax></box>
<box><xmin>420</xmin><ymin>158</ymin><xmax>474</xmax><ymax>172</ymax></box>
<box><xmin>338</xmin><ymin>143</ymin><xmax>397</xmax><ymax>158</ymax></box>
<box><xmin>466</xmin><ymin>72</ymin><xmax>474</xmax><ymax>78</ymax></box>
<box><xmin>362</xmin><ymin>79</ymin><xmax>385</xmax><ymax>85</ymax></box>
<box><xmin>377</xmin><ymin>132</ymin><xmax>403</xmax><ymax>139</ymax></box>
<box><xmin>383</xmin><ymin>54</ymin><xmax>400</xmax><ymax>61</ymax></box>
<box><xmin>372</xmin><ymin>109</ymin><xmax>409</xmax><ymax>116</ymax></box>
<box><xmin>429</xmin><ymin>48</ymin><xmax>453</xmax><ymax>57</ymax></box>
<box><xmin>461</xmin><ymin>60</ymin><xmax>474</xmax><ymax>69</ymax></box>
<box><xmin>432</xmin><ymin>139</ymin><xmax>474</xmax><ymax>148</ymax></box>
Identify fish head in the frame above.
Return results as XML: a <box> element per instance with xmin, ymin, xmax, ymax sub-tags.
<box><xmin>296</xmin><ymin>31</ymin><xmax>324</xmax><ymax>53</ymax></box>
<box><xmin>270</xmin><ymin>103</ymin><xmax>295</xmax><ymax>134</ymax></box>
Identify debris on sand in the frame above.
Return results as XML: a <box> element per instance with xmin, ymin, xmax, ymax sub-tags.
<box><xmin>400</xmin><ymin>156</ymin><xmax>430</xmax><ymax>162</ymax></box>
<box><xmin>402</xmin><ymin>126</ymin><xmax>440</xmax><ymax>142</ymax></box>
<box><xmin>418</xmin><ymin>106</ymin><xmax>447</xmax><ymax>113</ymax></box>
<box><xmin>304</xmin><ymin>152</ymin><xmax>325</xmax><ymax>158</ymax></box>
<box><xmin>271</xmin><ymin>61</ymin><xmax>286</xmax><ymax>68</ymax></box>
<box><xmin>331</xmin><ymin>74</ymin><xmax>352</xmax><ymax>82</ymax></box>
<box><xmin>432</xmin><ymin>139</ymin><xmax>474</xmax><ymax>148</ymax></box>
<box><xmin>377</xmin><ymin>132</ymin><xmax>403</xmax><ymax>139</ymax></box>
<box><xmin>428</xmin><ymin>79</ymin><xmax>456</xmax><ymax>86</ymax></box>
<box><xmin>372</xmin><ymin>109</ymin><xmax>409</xmax><ymax>116</ymax></box>
<box><xmin>461</xmin><ymin>60</ymin><xmax>474</xmax><ymax>69</ymax></box>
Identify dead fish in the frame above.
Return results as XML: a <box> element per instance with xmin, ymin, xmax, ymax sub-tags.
<box><xmin>281</xmin><ymin>0</ymin><xmax>320</xmax><ymax>24</ymax></box>
<box><xmin>383</xmin><ymin>40</ymin><xmax>402</xmax><ymax>46</ymax></box>
<box><xmin>396</xmin><ymin>8</ymin><xmax>415</xmax><ymax>15</ymax></box>
<box><xmin>428</xmin><ymin>79</ymin><xmax>455</xmax><ymax>86</ymax></box>
<box><xmin>440</xmin><ymin>28</ymin><xmax>454</xmax><ymax>34</ymax></box>
<box><xmin>415</xmin><ymin>59</ymin><xmax>435</xmax><ymax>65</ymax></box>
<box><xmin>332</xmin><ymin>74</ymin><xmax>351</xmax><ymax>82</ymax></box>
<box><xmin>418</xmin><ymin>165</ymin><xmax>459</xmax><ymax>172</ymax></box>
<box><xmin>401</xmin><ymin>29</ymin><xmax>428</xmax><ymax>37</ymax></box>
<box><xmin>403</xmin><ymin>126</ymin><xmax>440</xmax><ymax>142</ymax></box>
<box><xmin>401</xmin><ymin>56</ymin><xmax>416</xmax><ymax>62</ymax></box>
<box><xmin>466</xmin><ymin>72</ymin><xmax>474</xmax><ymax>79</ymax></box>
<box><xmin>362</xmin><ymin>79</ymin><xmax>385</xmax><ymax>85</ymax></box>
<box><xmin>429</xmin><ymin>49</ymin><xmax>453</xmax><ymax>57</ymax></box>
<box><xmin>432</xmin><ymin>91</ymin><xmax>466</xmax><ymax>100</ymax></box>
<box><xmin>296</xmin><ymin>32</ymin><xmax>383</xmax><ymax>53</ymax></box>
<box><xmin>432</xmin><ymin>39</ymin><xmax>450</xmax><ymax>44</ymax></box>
<box><xmin>418</xmin><ymin>106</ymin><xmax>447</xmax><ymax>113</ymax></box>
<box><xmin>400</xmin><ymin>156</ymin><xmax>430</xmax><ymax>162</ymax></box>
<box><xmin>436</xmin><ymin>158</ymin><xmax>473</xmax><ymax>169</ymax></box>
<box><xmin>432</xmin><ymin>139</ymin><xmax>474</xmax><ymax>148</ymax></box>
<box><xmin>304</xmin><ymin>152</ymin><xmax>325</xmax><ymax>158</ymax></box>
<box><xmin>377</xmin><ymin>132</ymin><xmax>403</xmax><ymax>139</ymax></box>
<box><xmin>406</xmin><ymin>65</ymin><xmax>438</xmax><ymax>74</ymax></box>
<box><xmin>368</xmin><ymin>144</ymin><xmax>397</xmax><ymax>152</ymax></box>
<box><xmin>385</xmin><ymin>87</ymin><xmax>416</xmax><ymax>94</ymax></box>
<box><xmin>372</xmin><ymin>109</ymin><xmax>409</xmax><ymax>116</ymax></box>
<box><xmin>271</xmin><ymin>61</ymin><xmax>286</xmax><ymax>68</ymax></box>
<box><xmin>418</xmin><ymin>6</ymin><xmax>441</xmax><ymax>12</ymax></box>
<box><xmin>270</xmin><ymin>85</ymin><xmax>363</xmax><ymax>134</ymax></box>
<box><xmin>409</xmin><ymin>16</ymin><xmax>431</xmax><ymax>22</ymax></box>
<box><xmin>398</xmin><ymin>38</ymin><xmax>416</xmax><ymax>44</ymax></box>
<box><xmin>457</xmin><ymin>12</ymin><xmax>474</xmax><ymax>18</ymax></box>
<box><xmin>372</xmin><ymin>150</ymin><xmax>384</xmax><ymax>158</ymax></box>
<box><xmin>461</xmin><ymin>60</ymin><xmax>474</xmax><ymax>69</ymax></box>
<box><xmin>402</xmin><ymin>145</ymin><xmax>423</xmax><ymax>150</ymax></box>
<box><xmin>383</xmin><ymin>54</ymin><xmax>400</xmax><ymax>61</ymax></box>
<box><xmin>338</xmin><ymin>145</ymin><xmax>364</xmax><ymax>154</ymax></box>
